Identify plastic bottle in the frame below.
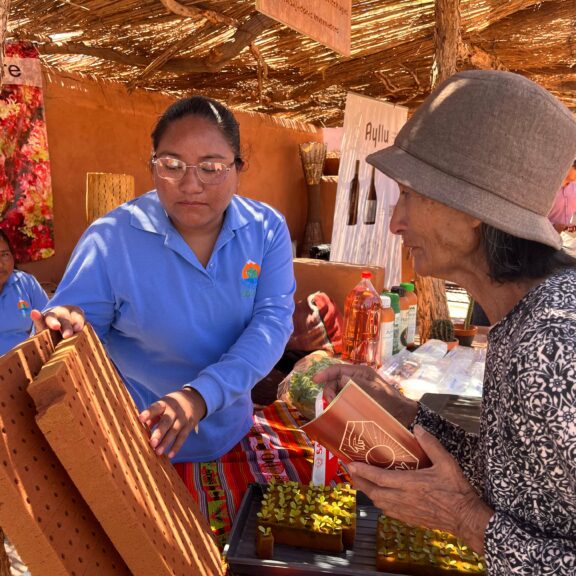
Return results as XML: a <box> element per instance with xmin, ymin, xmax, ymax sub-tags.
<box><xmin>391</xmin><ymin>286</ymin><xmax>409</xmax><ymax>350</ymax></box>
<box><xmin>341</xmin><ymin>271</ymin><xmax>382</xmax><ymax>366</ymax></box>
<box><xmin>364</xmin><ymin>166</ymin><xmax>377</xmax><ymax>225</ymax></box>
<box><xmin>347</xmin><ymin>159</ymin><xmax>360</xmax><ymax>226</ymax></box>
<box><xmin>400</xmin><ymin>281</ymin><xmax>418</xmax><ymax>348</ymax></box>
<box><xmin>382</xmin><ymin>290</ymin><xmax>402</xmax><ymax>354</ymax></box>
<box><xmin>379</xmin><ymin>294</ymin><xmax>395</xmax><ymax>365</ymax></box>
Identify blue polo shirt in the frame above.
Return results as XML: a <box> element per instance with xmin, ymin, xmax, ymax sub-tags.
<box><xmin>48</xmin><ymin>191</ymin><xmax>295</xmax><ymax>462</ymax></box>
<box><xmin>0</xmin><ymin>270</ymin><xmax>49</xmax><ymax>355</ymax></box>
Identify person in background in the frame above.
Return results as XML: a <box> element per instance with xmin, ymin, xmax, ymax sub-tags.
<box><xmin>315</xmin><ymin>71</ymin><xmax>576</xmax><ymax>575</ymax></box>
<box><xmin>0</xmin><ymin>230</ymin><xmax>48</xmax><ymax>356</ymax></box>
<box><xmin>548</xmin><ymin>158</ymin><xmax>576</xmax><ymax>232</ymax></box>
<box><xmin>32</xmin><ymin>95</ymin><xmax>295</xmax><ymax>463</ymax></box>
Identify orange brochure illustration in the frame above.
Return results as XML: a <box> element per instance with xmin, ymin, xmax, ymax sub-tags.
<box><xmin>301</xmin><ymin>380</ymin><xmax>431</xmax><ymax>470</ymax></box>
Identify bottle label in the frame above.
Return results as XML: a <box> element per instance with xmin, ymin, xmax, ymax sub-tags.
<box><xmin>380</xmin><ymin>319</ymin><xmax>394</xmax><ymax>363</ymax></box>
<box><xmin>398</xmin><ymin>309</ymin><xmax>408</xmax><ymax>349</ymax></box>
<box><xmin>392</xmin><ymin>315</ymin><xmax>401</xmax><ymax>354</ymax></box>
<box><xmin>406</xmin><ymin>304</ymin><xmax>417</xmax><ymax>345</ymax></box>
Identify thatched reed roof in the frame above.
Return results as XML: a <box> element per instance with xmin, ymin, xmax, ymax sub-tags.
<box><xmin>8</xmin><ymin>0</ymin><xmax>576</xmax><ymax>126</ymax></box>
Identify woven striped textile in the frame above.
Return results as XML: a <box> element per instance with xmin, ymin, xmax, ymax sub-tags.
<box><xmin>174</xmin><ymin>401</ymin><xmax>351</xmax><ymax>548</ymax></box>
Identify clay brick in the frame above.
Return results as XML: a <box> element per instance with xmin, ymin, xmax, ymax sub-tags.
<box><xmin>28</xmin><ymin>325</ymin><xmax>224</xmax><ymax>576</ymax></box>
<box><xmin>0</xmin><ymin>333</ymin><xmax>131</xmax><ymax>575</ymax></box>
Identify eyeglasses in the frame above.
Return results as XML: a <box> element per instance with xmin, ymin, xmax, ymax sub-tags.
<box><xmin>152</xmin><ymin>156</ymin><xmax>235</xmax><ymax>185</ymax></box>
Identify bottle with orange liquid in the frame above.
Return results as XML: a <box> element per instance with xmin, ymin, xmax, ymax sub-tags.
<box><xmin>341</xmin><ymin>271</ymin><xmax>382</xmax><ymax>366</ymax></box>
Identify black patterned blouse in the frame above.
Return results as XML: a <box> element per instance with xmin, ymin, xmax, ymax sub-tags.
<box><xmin>415</xmin><ymin>266</ymin><xmax>576</xmax><ymax>575</ymax></box>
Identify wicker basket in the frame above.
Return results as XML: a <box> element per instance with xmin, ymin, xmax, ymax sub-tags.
<box><xmin>86</xmin><ymin>172</ymin><xmax>135</xmax><ymax>224</ymax></box>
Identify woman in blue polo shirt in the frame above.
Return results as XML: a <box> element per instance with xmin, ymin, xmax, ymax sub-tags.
<box><xmin>32</xmin><ymin>96</ymin><xmax>296</xmax><ymax>464</ymax></box>
<box><xmin>0</xmin><ymin>230</ymin><xmax>48</xmax><ymax>356</ymax></box>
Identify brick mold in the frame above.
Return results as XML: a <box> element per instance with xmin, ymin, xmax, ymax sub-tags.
<box><xmin>28</xmin><ymin>325</ymin><xmax>224</xmax><ymax>576</ymax></box>
<box><xmin>0</xmin><ymin>331</ymin><xmax>131</xmax><ymax>575</ymax></box>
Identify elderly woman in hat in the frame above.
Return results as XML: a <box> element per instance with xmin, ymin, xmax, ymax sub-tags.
<box><xmin>315</xmin><ymin>70</ymin><xmax>576</xmax><ymax>575</ymax></box>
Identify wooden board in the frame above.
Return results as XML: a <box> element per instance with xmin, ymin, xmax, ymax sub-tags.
<box><xmin>256</xmin><ymin>0</ymin><xmax>351</xmax><ymax>56</ymax></box>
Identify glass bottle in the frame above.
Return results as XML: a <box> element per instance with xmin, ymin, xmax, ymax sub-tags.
<box><xmin>364</xmin><ymin>166</ymin><xmax>377</xmax><ymax>224</ymax></box>
<box><xmin>341</xmin><ymin>271</ymin><xmax>382</xmax><ymax>366</ymax></box>
<box><xmin>347</xmin><ymin>159</ymin><xmax>360</xmax><ymax>226</ymax></box>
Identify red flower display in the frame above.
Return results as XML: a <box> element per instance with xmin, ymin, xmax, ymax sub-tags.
<box><xmin>0</xmin><ymin>41</ymin><xmax>54</xmax><ymax>263</ymax></box>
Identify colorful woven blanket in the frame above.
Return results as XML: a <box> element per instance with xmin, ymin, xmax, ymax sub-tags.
<box><xmin>174</xmin><ymin>401</ymin><xmax>350</xmax><ymax>548</ymax></box>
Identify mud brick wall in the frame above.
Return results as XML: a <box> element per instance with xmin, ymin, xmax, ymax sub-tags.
<box><xmin>28</xmin><ymin>325</ymin><xmax>223</xmax><ymax>576</ymax></box>
<box><xmin>0</xmin><ymin>332</ymin><xmax>131</xmax><ymax>575</ymax></box>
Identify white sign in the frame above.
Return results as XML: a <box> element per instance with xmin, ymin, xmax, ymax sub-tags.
<box><xmin>1</xmin><ymin>56</ymin><xmax>43</xmax><ymax>87</ymax></box>
<box><xmin>330</xmin><ymin>92</ymin><xmax>408</xmax><ymax>287</ymax></box>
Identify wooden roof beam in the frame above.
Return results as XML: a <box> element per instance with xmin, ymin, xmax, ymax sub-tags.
<box><xmin>37</xmin><ymin>12</ymin><xmax>275</xmax><ymax>74</ymax></box>
<box><xmin>158</xmin><ymin>0</ymin><xmax>237</xmax><ymax>27</ymax></box>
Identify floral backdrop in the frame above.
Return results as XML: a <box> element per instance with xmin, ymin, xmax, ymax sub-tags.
<box><xmin>0</xmin><ymin>41</ymin><xmax>54</xmax><ymax>263</ymax></box>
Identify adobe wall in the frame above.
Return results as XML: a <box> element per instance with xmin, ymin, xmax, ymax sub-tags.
<box><xmin>20</xmin><ymin>70</ymin><xmax>320</xmax><ymax>284</ymax></box>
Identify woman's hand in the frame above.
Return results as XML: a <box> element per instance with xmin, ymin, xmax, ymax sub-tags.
<box><xmin>139</xmin><ymin>388</ymin><xmax>207</xmax><ymax>458</ymax></box>
<box><xmin>31</xmin><ymin>306</ymin><xmax>85</xmax><ymax>338</ymax></box>
<box><xmin>349</xmin><ymin>426</ymin><xmax>493</xmax><ymax>554</ymax></box>
<box><xmin>313</xmin><ymin>363</ymin><xmax>419</xmax><ymax>428</ymax></box>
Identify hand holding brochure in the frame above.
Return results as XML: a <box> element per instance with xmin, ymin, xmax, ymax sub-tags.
<box><xmin>301</xmin><ymin>379</ymin><xmax>431</xmax><ymax>470</ymax></box>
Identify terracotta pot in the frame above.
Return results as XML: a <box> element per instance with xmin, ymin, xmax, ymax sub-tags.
<box><xmin>446</xmin><ymin>339</ymin><xmax>459</xmax><ymax>351</ymax></box>
<box><xmin>454</xmin><ymin>323</ymin><xmax>478</xmax><ymax>347</ymax></box>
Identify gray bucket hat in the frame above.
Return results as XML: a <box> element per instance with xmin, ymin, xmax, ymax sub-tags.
<box><xmin>366</xmin><ymin>70</ymin><xmax>576</xmax><ymax>249</ymax></box>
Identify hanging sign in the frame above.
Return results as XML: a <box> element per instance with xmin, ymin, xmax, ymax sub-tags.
<box><xmin>256</xmin><ymin>0</ymin><xmax>351</xmax><ymax>56</ymax></box>
<box><xmin>330</xmin><ymin>92</ymin><xmax>407</xmax><ymax>287</ymax></box>
<box><xmin>2</xmin><ymin>56</ymin><xmax>43</xmax><ymax>88</ymax></box>
<box><xmin>0</xmin><ymin>42</ymin><xmax>54</xmax><ymax>263</ymax></box>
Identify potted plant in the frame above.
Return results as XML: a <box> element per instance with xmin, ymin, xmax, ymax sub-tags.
<box><xmin>454</xmin><ymin>296</ymin><xmax>478</xmax><ymax>346</ymax></box>
<box><xmin>429</xmin><ymin>319</ymin><xmax>459</xmax><ymax>351</ymax></box>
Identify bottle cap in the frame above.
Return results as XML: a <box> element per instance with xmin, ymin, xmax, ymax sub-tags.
<box><xmin>391</xmin><ymin>285</ymin><xmax>406</xmax><ymax>296</ymax></box>
<box><xmin>383</xmin><ymin>291</ymin><xmax>399</xmax><ymax>307</ymax></box>
<box><xmin>380</xmin><ymin>295</ymin><xmax>391</xmax><ymax>307</ymax></box>
<box><xmin>400</xmin><ymin>282</ymin><xmax>415</xmax><ymax>292</ymax></box>
<box><xmin>361</xmin><ymin>271</ymin><xmax>372</xmax><ymax>279</ymax></box>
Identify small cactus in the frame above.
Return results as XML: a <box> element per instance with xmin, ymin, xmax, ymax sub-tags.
<box><xmin>430</xmin><ymin>319</ymin><xmax>455</xmax><ymax>342</ymax></box>
<box><xmin>464</xmin><ymin>296</ymin><xmax>475</xmax><ymax>329</ymax></box>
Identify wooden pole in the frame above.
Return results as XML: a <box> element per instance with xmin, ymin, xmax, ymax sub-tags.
<box><xmin>414</xmin><ymin>0</ymin><xmax>461</xmax><ymax>342</ymax></box>
<box><xmin>0</xmin><ymin>0</ymin><xmax>9</xmax><ymax>84</ymax></box>
<box><xmin>0</xmin><ymin>3</ymin><xmax>13</xmax><ymax>573</ymax></box>
<box><xmin>431</xmin><ymin>0</ymin><xmax>461</xmax><ymax>89</ymax></box>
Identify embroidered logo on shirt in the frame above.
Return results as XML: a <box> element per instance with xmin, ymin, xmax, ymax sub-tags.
<box><xmin>241</xmin><ymin>260</ymin><xmax>261</xmax><ymax>298</ymax></box>
<box><xmin>17</xmin><ymin>299</ymin><xmax>31</xmax><ymax>317</ymax></box>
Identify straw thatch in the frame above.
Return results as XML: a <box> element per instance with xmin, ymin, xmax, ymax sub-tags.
<box><xmin>7</xmin><ymin>0</ymin><xmax>576</xmax><ymax>126</ymax></box>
